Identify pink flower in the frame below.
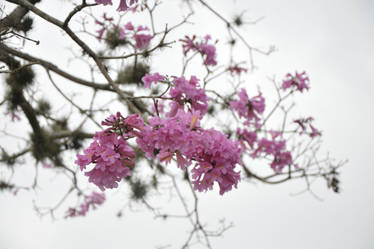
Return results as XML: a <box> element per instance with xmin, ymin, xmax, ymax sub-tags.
<box><xmin>167</xmin><ymin>76</ymin><xmax>208</xmax><ymax>117</ymax></box>
<box><xmin>237</xmin><ymin>128</ymin><xmax>257</xmax><ymax>150</ymax></box>
<box><xmin>294</xmin><ymin>117</ymin><xmax>321</xmax><ymax>138</ymax></box>
<box><xmin>102</xmin><ymin>112</ymin><xmax>144</xmax><ymax>137</ymax></box>
<box><xmin>124</xmin><ymin>22</ymin><xmax>134</xmax><ymax>31</ymax></box>
<box><xmin>119</xmin><ymin>22</ymin><xmax>152</xmax><ymax>50</ymax></box>
<box><xmin>271</xmin><ymin>151</ymin><xmax>293</xmax><ymax>173</ymax></box>
<box><xmin>228</xmin><ymin>64</ymin><xmax>248</xmax><ymax>76</ymax></box>
<box><xmin>135</xmin><ymin>110</ymin><xmax>241</xmax><ymax>195</ymax></box>
<box><xmin>79</xmin><ymin>110</ymin><xmax>241</xmax><ymax>195</ymax></box>
<box><xmin>230</xmin><ymin>89</ymin><xmax>265</xmax><ymax>127</ymax></box>
<box><xmin>75</xmin><ymin>131</ymin><xmax>135</xmax><ymax>191</ymax></box>
<box><xmin>118</xmin><ymin>0</ymin><xmax>138</xmax><ymax>11</ymax></box>
<box><xmin>142</xmin><ymin>72</ymin><xmax>165</xmax><ymax>88</ymax></box>
<box><xmin>134</xmin><ymin>33</ymin><xmax>152</xmax><ymax>49</ymax></box>
<box><xmin>94</xmin><ymin>13</ymin><xmax>114</xmax><ymax>41</ymax></box>
<box><xmin>95</xmin><ymin>0</ymin><xmax>138</xmax><ymax>11</ymax></box>
<box><xmin>250</xmin><ymin>133</ymin><xmax>295</xmax><ymax>173</ymax></box>
<box><xmin>180</xmin><ymin>35</ymin><xmax>218</xmax><ymax>66</ymax></box>
<box><xmin>309</xmin><ymin>124</ymin><xmax>322</xmax><ymax>138</ymax></box>
<box><xmin>95</xmin><ymin>0</ymin><xmax>112</xmax><ymax>6</ymax></box>
<box><xmin>282</xmin><ymin>71</ymin><xmax>310</xmax><ymax>92</ymax></box>
<box><xmin>65</xmin><ymin>191</ymin><xmax>106</xmax><ymax>218</ymax></box>
<box><xmin>190</xmin><ymin>128</ymin><xmax>242</xmax><ymax>195</ymax></box>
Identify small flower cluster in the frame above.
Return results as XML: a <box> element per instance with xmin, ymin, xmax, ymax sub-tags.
<box><xmin>75</xmin><ymin>129</ymin><xmax>135</xmax><ymax>191</ymax></box>
<box><xmin>230</xmin><ymin>88</ymin><xmax>265</xmax><ymax>128</ymax></box>
<box><xmin>180</xmin><ymin>35</ymin><xmax>217</xmax><ymax>66</ymax></box>
<box><xmin>168</xmin><ymin>76</ymin><xmax>208</xmax><ymax>117</ymax></box>
<box><xmin>136</xmin><ymin>109</ymin><xmax>242</xmax><ymax>195</ymax></box>
<box><xmin>95</xmin><ymin>13</ymin><xmax>114</xmax><ymax>41</ymax></box>
<box><xmin>141</xmin><ymin>74</ymin><xmax>208</xmax><ymax>117</ymax></box>
<box><xmin>120</xmin><ymin>22</ymin><xmax>152</xmax><ymax>50</ymax></box>
<box><xmin>65</xmin><ymin>191</ymin><xmax>106</xmax><ymax>218</ymax></box>
<box><xmin>95</xmin><ymin>0</ymin><xmax>139</xmax><ymax>11</ymax></box>
<box><xmin>228</xmin><ymin>64</ymin><xmax>248</xmax><ymax>76</ymax></box>
<box><xmin>142</xmin><ymin>72</ymin><xmax>165</xmax><ymax>88</ymax></box>
<box><xmin>236</xmin><ymin>128</ymin><xmax>257</xmax><ymax>150</ymax></box>
<box><xmin>94</xmin><ymin>18</ymin><xmax>152</xmax><ymax>50</ymax></box>
<box><xmin>77</xmin><ymin>107</ymin><xmax>242</xmax><ymax>195</ymax></box>
<box><xmin>282</xmin><ymin>71</ymin><xmax>310</xmax><ymax>93</ymax></box>
<box><xmin>294</xmin><ymin>117</ymin><xmax>321</xmax><ymax>138</ymax></box>
<box><xmin>248</xmin><ymin>131</ymin><xmax>294</xmax><ymax>173</ymax></box>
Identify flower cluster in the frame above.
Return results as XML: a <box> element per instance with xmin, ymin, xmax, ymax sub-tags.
<box><xmin>180</xmin><ymin>35</ymin><xmax>217</xmax><ymax>66</ymax></box>
<box><xmin>251</xmin><ymin>131</ymin><xmax>294</xmax><ymax>172</ymax></box>
<box><xmin>77</xmin><ymin>107</ymin><xmax>241</xmax><ymax>195</ymax></box>
<box><xmin>230</xmin><ymin>88</ymin><xmax>265</xmax><ymax>128</ymax></box>
<box><xmin>65</xmin><ymin>191</ymin><xmax>106</xmax><ymax>218</ymax></box>
<box><xmin>142</xmin><ymin>72</ymin><xmax>165</xmax><ymax>88</ymax></box>
<box><xmin>135</xmin><ymin>109</ymin><xmax>242</xmax><ymax>195</ymax></box>
<box><xmin>120</xmin><ymin>22</ymin><xmax>152</xmax><ymax>50</ymax></box>
<box><xmin>228</xmin><ymin>64</ymin><xmax>248</xmax><ymax>76</ymax></box>
<box><xmin>168</xmin><ymin>76</ymin><xmax>208</xmax><ymax>117</ymax></box>
<box><xmin>294</xmin><ymin>117</ymin><xmax>321</xmax><ymax>138</ymax></box>
<box><xmin>95</xmin><ymin>0</ymin><xmax>139</xmax><ymax>11</ymax></box>
<box><xmin>190</xmin><ymin>129</ymin><xmax>242</xmax><ymax>195</ymax></box>
<box><xmin>236</xmin><ymin>128</ymin><xmax>257</xmax><ymax>150</ymax></box>
<box><xmin>75</xmin><ymin>130</ymin><xmax>135</xmax><ymax>191</ymax></box>
<box><xmin>282</xmin><ymin>71</ymin><xmax>310</xmax><ymax>93</ymax></box>
<box><xmin>95</xmin><ymin>13</ymin><xmax>114</xmax><ymax>41</ymax></box>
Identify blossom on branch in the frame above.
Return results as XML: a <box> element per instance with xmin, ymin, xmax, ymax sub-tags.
<box><xmin>294</xmin><ymin>117</ymin><xmax>322</xmax><ymax>138</ymax></box>
<box><xmin>282</xmin><ymin>71</ymin><xmax>310</xmax><ymax>92</ymax></box>
<box><xmin>180</xmin><ymin>35</ymin><xmax>218</xmax><ymax>66</ymax></box>
<box><xmin>142</xmin><ymin>72</ymin><xmax>165</xmax><ymax>88</ymax></box>
<box><xmin>95</xmin><ymin>0</ymin><xmax>139</xmax><ymax>11</ymax></box>
<box><xmin>168</xmin><ymin>76</ymin><xmax>208</xmax><ymax>117</ymax></box>
<box><xmin>230</xmin><ymin>88</ymin><xmax>265</xmax><ymax>128</ymax></box>
<box><xmin>75</xmin><ymin>131</ymin><xmax>135</xmax><ymax>191</ymax></box>
<box><xmin>65</xmin><ymin>191</ymin><xmax>106</xmax><ymax>218</ymax></box>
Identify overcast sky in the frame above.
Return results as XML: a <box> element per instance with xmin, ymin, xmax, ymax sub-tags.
<box><xmin>1</xmin><ymin>0</ymin><xmax>373</xmax><ymax>249</ymax></box>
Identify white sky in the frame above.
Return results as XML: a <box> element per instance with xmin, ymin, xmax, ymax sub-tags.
<box><xmin>0</xmin><ymin>0</ymin><xmax>373</xmax><ymax>249</ymax></box>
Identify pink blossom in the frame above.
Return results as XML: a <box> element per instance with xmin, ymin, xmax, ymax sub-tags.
<box><xmin>168</xmin><ymin>76</ymin><xmax>208</xmax><ymax>117</ymax></box>
<box><xmin>79</xmin><ymin>110</ymin><xmax>241</xmax><ymax>195</ymax></box>
<box><xmin>65</xmin><ymin>191</ymin><xmax>105</xmax><ymax>218</ymax></box>
<box><xmin>309</xmin><ymin>124</ymin><xmax>322</xmax><ymax>138</ymax></box>
<box><xmin>237</xmin><ymin>128</ymin><xmax>257</xmax><ymax>150</ymax></box>
<box><xmin>142</xmin><ymin>72</ymin><xmax>165</xmax><ymax>88</ymax></box>
<box><xmin>252</xmin><ymin>137</ymin><xmax>286</xmax><ymax>158</ymax></box>
<box><xmin>228</xmin><ymin>64</ymin><xmax>248</xmax><ymax>76</ymax></box>
<box><xmin>230</xmin><ymin>88</ymin><xmax>265</xmax><ymax>127</ymax></box>
<box><xmin>180</xmin><ymin>35</ymin><xmax>218</xmax><ymax>66</ymax></box>
<box><xmin>102</xmin><ymin>112</ymin><xmax>144</xmax><ymax>138</ymax></box>
<box><xmin>294</xmin><ymin>117</ymin><xmax>321</xmax><ymax>138</ymax></box>
<box><xmin>95</xmin><ymin>0</ymin><xmax>138</xmax><ymax>11</ymax></box>
<box><xmin>96</xmin><ymin>28</ymin><xmax>105</xmax><ymax>41</ymax></box>
<box><xmin>75</xmin><ymin>131</ymin><xmax>135</xmax><ymax>191</ymax></box>
<box><xmin>95</xmin><ymin>0</ymin><xmax>112</xmax><ymax>6</ymax></box>
<box><xmin>94</xmin><ymin>13</ymin><xmax>114</xmax><ymax>41</ymax></box>
<box><xmin>190</xmin><ymin>129</ymin><xmax>242</xmax><ymax>195</ymax></box>
<box><xmin>135</xmin><ymin>109</ymin><xmax>241</xmax><ymax>194</ymax></box>
<box><xmin>134</xmin><ymin>33</ymin><xmax>152</xmax><ymax>49</ymax></box>
<box><xmin>124</xmin><ymin>22</ymin><xmax>134</xmax><ymax>31</ymax></box>
<box><xmin>250</xmin><ymin>134</ymin><xmax>295</xmax><ymax>173</ymax></box>
<box><xmin>118</xmin><ymin>0</ymin><xmax>138</xmax><ymax>11</ymax></box>
<box><xmin>271</xmin><ymin>151</ymin><xmax>293</xmax><ymax>173</ymax></box>
<box><xmin>282</xmin><ymin>71</ymin><xmax>310</xmax><ymax>92</ymax></box>
<box><xmin>120</xmin><ymin>22</ymin><xmax>152</xmax><ymax>50</ymax></box>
